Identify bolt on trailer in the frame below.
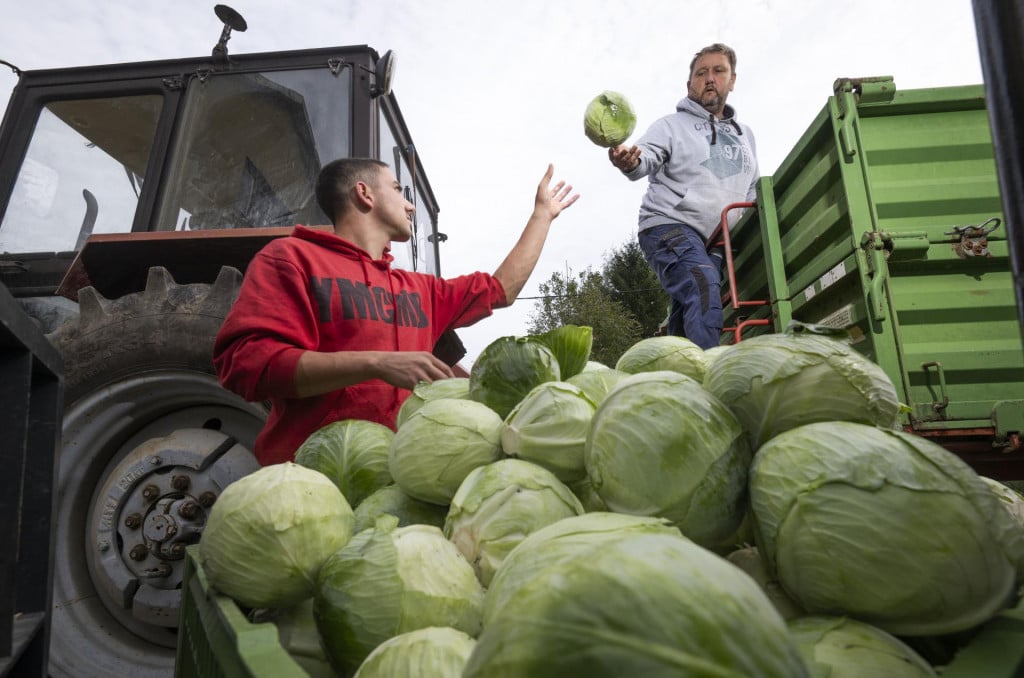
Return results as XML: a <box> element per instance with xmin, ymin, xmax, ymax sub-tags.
<box><xmin>0</xmin><ymin>6</ymin><xmax>445</xmax><ymax>676</ymax></box>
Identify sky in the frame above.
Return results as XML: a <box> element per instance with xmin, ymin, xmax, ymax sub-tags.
<box><xmin>0</xmin><ymin>0</ymin><xmax>986</xmax><ymax>366</ymax></box>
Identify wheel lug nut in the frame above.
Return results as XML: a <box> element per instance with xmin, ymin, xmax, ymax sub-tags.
<box><xmin>178</xmin><ymin>502</ymin><xmax>200</xmax><ymax>520</ymax></box>
<box><xmin>172</xmin><ymin>475</ymin><xmax>190</xmax><ymax>491</ymax></box>
<box><xmin>129</xmin><ymin>544</ymin><xmax>149</xmax><ymax>561</ymax></box>
<box><xmin>124</xmin><ymin>513</ymin><xmax>143</xmax><ymax>529</ymax></box>
<box><xmin>199</xmin><ymin>491</ymin><xmax>217</xmax><ymax>507</ymax></box>
<box><xmin>142</xmin><ymin>484</ymin><xmax>160</xmax><ymax>501</ymax></box>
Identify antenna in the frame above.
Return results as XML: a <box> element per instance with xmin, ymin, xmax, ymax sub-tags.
<box><xmin>211</xmin><ymin>5</ymin><xmax>248</xmax><ymax>60</ymax></box>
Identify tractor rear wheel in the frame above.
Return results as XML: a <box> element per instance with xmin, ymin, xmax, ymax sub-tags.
<box><xmin>45</xmin><ymin>266</ymin><xmax>266</xmax><ymax>677</ymax></box>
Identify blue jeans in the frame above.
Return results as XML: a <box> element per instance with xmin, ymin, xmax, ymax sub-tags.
<box><xmin>638</xmin><ymin>223</ymin><xmax>723</xmax><ymax>349</ymax></box>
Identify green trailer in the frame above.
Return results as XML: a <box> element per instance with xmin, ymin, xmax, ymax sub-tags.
<box><xmin>718</xmin><ymin>76</ymin><xmax>1024</xmax><ymax>478</ymax></box>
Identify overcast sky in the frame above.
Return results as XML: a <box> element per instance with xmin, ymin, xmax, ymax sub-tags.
<box><xmin>0</xmin><ymin>0</ymin><xmax>985</xmax><ymax>365</ymax></box>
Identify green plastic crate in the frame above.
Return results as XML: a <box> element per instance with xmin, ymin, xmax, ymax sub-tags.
<box><xmin>174</xmin><ymin>545</ymin><xmax>309</xmax><ymax>677</ymax></box>
<box><xmin>721</xmin><ymin>76</ymin><xmax>1024</xmax><ymax>474</ymax></box>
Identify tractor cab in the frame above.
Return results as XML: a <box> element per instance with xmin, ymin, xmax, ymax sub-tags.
<box><xmin>0</xmin><ymin>20</ymin><xmax>441</xmax><ymax>307</ymax></box>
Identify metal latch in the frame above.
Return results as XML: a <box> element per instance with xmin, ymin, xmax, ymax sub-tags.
<box><xmin>945</xmin><ymin>217</ymin><xmax>1000</xmax><ymax>258</ymax></box>
<box><xmin>921</xmin><ymin>361</ymin><xmax>949</xmax><ymax>415</ymax></box>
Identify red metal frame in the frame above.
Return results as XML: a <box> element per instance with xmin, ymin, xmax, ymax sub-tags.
<box><xmin>707</xmin><ymin>202</ymin><xmax>771</xmax><ymax>343</ymax></box>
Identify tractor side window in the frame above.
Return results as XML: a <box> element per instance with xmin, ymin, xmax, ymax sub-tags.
<box><xmin>157</xmin><ymin>68</ymin><xmax>351</xmax><ymax>232</ymax></box>
<box><xmin>0</xmin><ymin>95</ymin><xmax>161</xmax><ymax>254</ymax></box>
<box><xmin>380</xmin><ymin>109</ymin><xmax>438</xmax><ymax>275</ymax></box>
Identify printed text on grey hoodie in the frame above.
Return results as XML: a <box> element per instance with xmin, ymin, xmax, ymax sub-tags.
<box><xmin>625</xmin><ymin>96</ymin><xmax>759</xmax><ymax>241</ymax></box>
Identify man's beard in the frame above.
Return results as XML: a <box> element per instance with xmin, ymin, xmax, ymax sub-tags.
<box><xmin>699</xmin><ymin>89</ymin><xmax>723</xmax><ymax>111</ymax></box>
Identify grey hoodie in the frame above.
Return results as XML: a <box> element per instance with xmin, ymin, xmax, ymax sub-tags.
<box><xmin>625</xmin><ymin>96</ymin><xmax>759</xmax><ymax>241</ymax></box>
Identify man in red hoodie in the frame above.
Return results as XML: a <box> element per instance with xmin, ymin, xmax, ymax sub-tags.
<box><xmin>213</xmin><ymin>158</ymin><xmax>579</xmax><ymax>465</ymax></box>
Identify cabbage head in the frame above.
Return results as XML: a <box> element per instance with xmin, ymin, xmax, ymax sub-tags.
<box><xmin>199</xmin><ymin>462</ymin><xmax>354</xmax><ymax>609</ymax></box>
<box><xmin>465</xmin><ymin>532</ymin><xmax>809</xmax><ymax>677</ymax></box>
<box><xmin>585</xmin><ymin>371</ymin><xmax>752</xmax><ymax>547</ymax></box>
<box><xmin>482</xmin><ymin>512</ymin><xmax>681</xmax><ymax>626</ymax></box>
<box><xmin>583</xmin><ymin>90</ymin><xmax>637</xmax><ymax>147</ymax></box>
<box><xmin>294</xmin><ymin>419</ymin><xmax>394</xmax><ymax>507</ymax></box>
<box><xmin>469</xmin><ymin>336</ymin><xmax>560</xmax><ymax>419</ymax></box>
<box><xmin>500</xmin><ymin>381</ymin><xmax>596</xmax><ymax>482</ymax></box>
<box><xmin>750</xmin><ymin>421</ymin><xmax>1024</xmax><ymax>636</ymax></box>
<box><xmin>703</xmin><ymin>344</ymin><xmax>729</xmax><ymax>370</ymax></box>
<box><xmin>568</xmin><ymin>477</ymin><xmax>608</xmax><ymax>512</ymax></box>
<box><xmin>352</xmin><ymin>484</ymin><xmax>449</xmax><ymax>533</ymax></box>
<box><xmin>354</xmin><ymin>627</ymin><xmax>476</xmax><ymax>678</ymax></box>
<box><xmin>444</xmin><ymin>458</ymin><xmax>584</xmax><ymax>586</ymax></box>
<box><xmin>566</xmin><ymin>367</ymin><xmax>630</xmax><ymax>407</ymax></box>
<box><xmin>527</xmin><ymin>324</ymin><xmax>593</xmax><ymax>379</ymax></box>
<box><xmin>702</xmin><ymin>332</ymin><xmax>900</xmax><ymax>449</ymax></box>
<box><xmin>315</xmin><ymin>516</ymin><xmax>484</xmax><ymax>676</ymax></box>
<box><xmin>980</xmin><ymin>475</ymin><xmax>1024</xmax><ymax>528</ymax></box>
<box><xmin>615</xmin><ymin>335</ymin><xmax>708</xmax><ymax>382</ymax></box>
<box><xmin>788</xmin><ymin>616</ymin><xmax>936</xmax><ymax>677</ymax></box>
<box><xmin>396</xmin><ymin>377</ymin><xmax>470</xmax><ymax>429</ymax></box>
<box><xmin>389</xmin><ymin>398</ymin><xmax>503</xmax><ymax>505</ymax></box>
<box><xmin>726</xmin><ymin>546</ymin><xmax>803</xmax><ymax>621</ymax></box>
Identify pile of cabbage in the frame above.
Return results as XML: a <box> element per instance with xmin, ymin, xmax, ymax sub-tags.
<box><xmin>197</xmin><ymin>324</ymin><xmax>1024</xmax><ymax>677</ymax></box>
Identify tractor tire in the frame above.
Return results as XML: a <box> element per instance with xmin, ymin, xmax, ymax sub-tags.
<box><xmin>45</xmin><ymin>266</ymin><xmax>267</xmax><ymax>678</ymax></box>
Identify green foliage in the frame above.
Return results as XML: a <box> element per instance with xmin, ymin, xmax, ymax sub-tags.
<box><xmin>528</xmin><ymin>237</ymin><xmax>667</xmax><ymax>366</ymax></box>
<box><xmin>602</xmin><ymin>239</ymin><xmax>668</xmax><ymax>337</ymax></box>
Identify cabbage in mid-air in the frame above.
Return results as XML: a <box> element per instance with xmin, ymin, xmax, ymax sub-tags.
<box><xmin>583</xmin><ymin>90</ymin><xmax>637</xmax><ymax>147</ymax></box>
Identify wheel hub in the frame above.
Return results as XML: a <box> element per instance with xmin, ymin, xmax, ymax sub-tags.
<box><xmin>87</xmin><ymin>427</ymin><xmax>259</xmax><ymax>629</ymax></box>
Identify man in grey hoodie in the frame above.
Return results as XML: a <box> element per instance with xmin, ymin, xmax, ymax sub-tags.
<box><xmin>609</xmin><ymin>43</ymin><xmax>758</xmax><ymax>349</ymax></box>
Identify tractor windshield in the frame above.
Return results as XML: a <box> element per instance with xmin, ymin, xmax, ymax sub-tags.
<box><xmin>156</xmin><ymin>67</ymin><xmax>349</xmax><ymax>232</ymax></box>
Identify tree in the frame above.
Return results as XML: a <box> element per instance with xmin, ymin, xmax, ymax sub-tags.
<box><xmin>601</xmin><ymin>239</ymin><xmax>668</xmax><ymax>338</ymax></box>
<box><xmin>528</xmin><ymin>269</ymin><xmax>642</xmax><ymax>367</ymax></box>
<box><xmin>528</xmin><ymin>237</ymin><xmax>670</xmax><ymax>366</ymax></box>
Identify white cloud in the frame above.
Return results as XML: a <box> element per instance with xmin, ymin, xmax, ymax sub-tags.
<box><xmin>0</xmin><ymin>0</ymin><xmax>985</xmax><ymax>364</ymax></box>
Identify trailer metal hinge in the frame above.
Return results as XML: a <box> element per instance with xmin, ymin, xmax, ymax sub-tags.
<box><xmin>833</xmin><ymin>77</ymin><xmax>895</xmax><ymax>160</ymax></box>
<box><xmin>921</xmin><ymin>361</ymin><xmax>950</xmax><ymax>415</ymax></box>
<box><xmin>162</xmin><ymin>75</ymin><xmax>184</xmax><ymax>91</ymax></box>
<box><xmin>860</xmin><ymin>232</ymin><xmax>889</xmax><ymax>321</ymax></box>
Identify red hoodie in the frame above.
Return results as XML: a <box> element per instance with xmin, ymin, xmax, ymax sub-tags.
<box><xmin>213</xmin><ymin>226</ymin><xmax>507</xmax><ymax>465</ymax></box>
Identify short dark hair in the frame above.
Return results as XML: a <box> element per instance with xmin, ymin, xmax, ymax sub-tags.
<box><xmin>315</xmin><ymin>158</ymin><xmax>389</xmax><ymax>223</ymax></box>
<box><xmin>689</xmin><ymin>43</ymin><xmax>737</xmax><ymax>76</ymax></box>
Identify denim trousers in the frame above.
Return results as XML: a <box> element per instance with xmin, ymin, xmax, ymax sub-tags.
<box><xmin>638</xmin><ymin>223</ymin><xmax>723</xmax><ymax>349</ymax></box>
